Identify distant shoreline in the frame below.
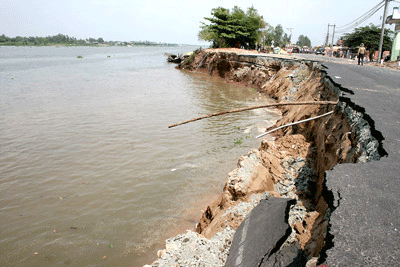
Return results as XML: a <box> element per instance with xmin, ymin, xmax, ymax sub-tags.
<box><xmin>0</xmin><ymin>43</ymin><xmax>179</xmax><ymax>47</ymax></box>
<box><xmin>0</xmin><ymin>33</ymin><xmax>179</xmax><ymax>47</ymax></box>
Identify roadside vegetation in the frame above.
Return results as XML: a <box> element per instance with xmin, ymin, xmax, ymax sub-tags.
<box><xmin>296</xmin><ymin>35</ymin><xmax>312</xmax><ymax>48</ymax></box>
<box><xmin>199</xmin><ymin>6</ymin><xmax>310</xmax><ymax>49</ymax></box>
<box><xmin>198</xmin><ymin>6</ymin><xmax>265</xmax><ymax>48</ymax></box>
<box><xmin>341</xmin><ymin>24</ymin><xmax>393</xmax><ymax>59</ymax></box>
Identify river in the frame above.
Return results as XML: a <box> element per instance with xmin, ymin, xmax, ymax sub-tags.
<box><xmin>0</xmin><ymin>45</ymin><xmax>279</xmax><ymax>266</ymax></box>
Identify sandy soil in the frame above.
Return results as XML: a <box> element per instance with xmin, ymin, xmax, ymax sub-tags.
<box><xmin>148</xmin><ymin>48</ymin><xmax>376</xmax><ymax>266</ymax></box>
<box><xmin>183</xmin><ymin>49</ymin><xmax>361</xmax><ymax>257</ymax></box>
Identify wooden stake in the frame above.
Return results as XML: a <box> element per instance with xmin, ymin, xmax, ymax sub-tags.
<box><xmin>168</xmin><ymin>101</ymin><xmax>338</xmax><ymax>128</ymax></box>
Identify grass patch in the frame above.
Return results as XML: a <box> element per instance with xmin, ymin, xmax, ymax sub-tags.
<box><xmin>234</xmin><ymin>138</ymin><xmax>243</xmax><ymax>145</ymax></box>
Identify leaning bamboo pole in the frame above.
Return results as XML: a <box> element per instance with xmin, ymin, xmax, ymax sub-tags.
<box><xmin>256</xmin><ymin>110</ymin><xmax>335</xmax><ymax>138</ymax></box>
<box><xmin>168</xmin><ymin>101</ymin><xmax>338</xmax><ymax>128</ymax></box>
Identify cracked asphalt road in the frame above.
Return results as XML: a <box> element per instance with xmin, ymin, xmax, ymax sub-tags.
<box><xmin>301</xmin><ymin>54</ymin><xmax>400</xmax><ymax>266</ymax></box>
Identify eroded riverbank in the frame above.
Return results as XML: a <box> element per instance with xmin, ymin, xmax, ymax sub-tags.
<box><xmin>145</xmin><ymin>48</ymin><xmax>385</xmax><ymax>266</ymax></box>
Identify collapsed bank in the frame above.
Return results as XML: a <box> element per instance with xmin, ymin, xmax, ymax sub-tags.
<box><xmin>145</xmin><ymin>49</ymin><xmax>386</xmax><ymax>266</ymax></box>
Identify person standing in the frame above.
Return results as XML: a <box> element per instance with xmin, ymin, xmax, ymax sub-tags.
<box><xmin>358</xmin><ymin>43</ymin><xmax>366</xmax><ymax>65</ymax></box>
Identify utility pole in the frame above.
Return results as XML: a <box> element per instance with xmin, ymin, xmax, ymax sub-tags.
<box><xmin>331</xmin><ymin>24</ymin><xmax>336</xmax><ymax>46</ymax></box>
<box><xmin>378</xmin><ymin>0</ymin><xmax>390</xmax><ymax>62</ymax></box>
<box><xmin>325</xmin><ymin>24</ymin><xmax>330</xmax><ymax>47</ymax></box>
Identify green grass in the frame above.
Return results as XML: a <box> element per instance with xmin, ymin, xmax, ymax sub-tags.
<box><xmin>234</xmin><ymin>138</ymin><xmax>243</xmax><ymax>145</ymax></box>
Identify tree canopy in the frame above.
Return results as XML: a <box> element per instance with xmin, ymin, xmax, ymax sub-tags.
<box><xmin>296</xmin><ymin>35</ymin><xmax>311</xmax><ymax>47</ymax></box>
<box><xmin>199</xmin><ymin>6</ymin><xmax>265</xmax><ymax>48</ymax></box>
<box><xmin>271</xmin><ymin>24</ymin><xmax>291</xmax><ymax>47</ymax></box>
<box><xmin>259</xmin><ymin>24</ymin><xmax>291</xmax><ymax>48</ymax></box>
<box><xmin>341</xmin><ymin>24</ymin><xmax>392</xmax><ymax>53</ymax></box>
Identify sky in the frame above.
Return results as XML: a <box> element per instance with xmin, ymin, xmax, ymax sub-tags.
<box><xmin>1</xmin><ymin>0</ymin><xmax>399</xmax><ymax>47</ymax></box>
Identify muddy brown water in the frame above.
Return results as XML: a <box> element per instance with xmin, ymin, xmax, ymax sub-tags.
<box><xmin>0</xmin><ymin>46</ymin><xmax>280</xmax><ymax>266</ymax></box>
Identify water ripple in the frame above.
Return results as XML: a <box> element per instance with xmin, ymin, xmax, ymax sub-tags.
<box><xmin>0</xmin><ymin>46</ymin><xmax>279</xmax><ymax>266</ymax></box>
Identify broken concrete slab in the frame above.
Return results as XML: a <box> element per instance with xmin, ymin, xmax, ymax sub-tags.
<box><xmin>260</xmin><ymin>242</ymin><xmax>307</xmax><ymax>267</ymax></box>
<box><xmin>225</xmin><ymin>198</ymin><xmax>296</xmax><ymax>267</ymax></box>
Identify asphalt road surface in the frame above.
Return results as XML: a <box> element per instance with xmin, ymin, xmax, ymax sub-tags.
<box><xmin>301</xmin><ymin>54</ymin><xmax>400</xmax><ymax>266</ymax></box>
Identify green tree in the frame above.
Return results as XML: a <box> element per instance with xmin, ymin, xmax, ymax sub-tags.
<box><xmin>260</xmin><ymin>25</ymin><xmax>274</xmax><ymax>45</ymax></box>
<box><xmin>245</xmin><ymin>6</ymin><xmax>265</xmax><ymax>46</ymax></box>
<box><xmin>199</xmin><ymin>6</ymin><xmax>265</xmax><ymax>48</ymax></box>
<box><xmin>0</xmin><ymin>34</ymin><xmax>7</xmax><ymax>42</ymax></box>
<box><xmin>261</xmin><ymin>24</ymin><xmax>291</xmax><ymax>47</ymax></box>
<box><xmin>283</xmin><ymin>33</ymin><xmax>291</xmax><ymax>45</ymax></box>
<box><xmin>28</xmin><ymin>36</ymin><xmax>36</xmax><ymax>44</ymax></box>
<box><xmin>273</xmin><ymin>24</ymin><xmax>284</xmax><ymax>46</ymax></box>
<box><xmin>296</xmin><ymin>34</ymin><xmax>312</xmax><ymax>47</ymax></box>
<box><xmin>341</xmin><ymin>24</ymin><xmax>392</xmax><ymax>59</ymax></box>
<box><xmin>97</xmin><ymin>37</ymin><xmax>104</xmax><ymax>43</ymax></box>
<box><xmin>14</xmin><ymin>36</ymin><xmax>23</xmax><ymax>43</ymax></box>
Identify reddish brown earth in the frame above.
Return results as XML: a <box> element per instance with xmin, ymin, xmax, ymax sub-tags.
<box><xmin>179</xmin><ymin>48</ymin><xmax>361</xmax><ymax>259</ymax></box>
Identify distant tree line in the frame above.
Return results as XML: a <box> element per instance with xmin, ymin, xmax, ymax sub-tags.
<box><xmin>198</xmin><ymin>6</ymin><xmax>311</xmax><ymax>49</ymax></box>
<box><xmin>0</xmin><ymin>33</ymin><xmax>178</xmax><ymax>47</ymax></box>
<box><xmin>0</xmin><ymin>34</ymin><xmax>100</xmax><ymax>46</ymax></box>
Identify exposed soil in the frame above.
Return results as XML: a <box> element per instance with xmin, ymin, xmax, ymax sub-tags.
<box><xmin>147</xmin><ymin>49</ymin><xmax>382</xmax><ymax>266</ymax></box>
<box><xmin>181</xmin><ymin>49</ymin><xmax>377</xmax><ymax>257</ymax></box>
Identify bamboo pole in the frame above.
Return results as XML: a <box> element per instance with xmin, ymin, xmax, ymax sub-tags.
<box><xmin>256</xmin><ymin>110</ymin><xmax>335</xmax><ymax>138</ymax></box>
<box><xmin>168</xmin><ymin>101</ymin><xmax>338</xmax><ymax>128</ymax></box>
<box><xmin>195</xmin><ymin>53</ymin><xmax>208</xmax><ymax>72</ymax></box>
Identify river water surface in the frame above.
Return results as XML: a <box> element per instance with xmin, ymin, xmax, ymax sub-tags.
<box><xmin>0</xmin><ymin>46</ymin><xmax>279</xmax><ymax>266</ymax></box>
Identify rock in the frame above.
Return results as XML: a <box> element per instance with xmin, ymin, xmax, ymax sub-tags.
<box><xmin>224</xmin><ymin>198</ymin><xmax>295</xmax><ymax>267</ymax></box>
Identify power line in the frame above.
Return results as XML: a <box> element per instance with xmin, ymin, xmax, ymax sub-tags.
<box><xmin>337</xmin><ymin>1</ymin><xmax>384</xmax><ymax>29</ymax></box>
<box><xmin>335</xmin><ymin>23</ymin><xmax>382</xmax><ymax>35</ymax></box>
<box><xmin>336</xmin><ymin>5</ymin><xmax>384</xmax><ymax>33</ymax></box>
<box><xmin>335</xmin><ymin>1</ymin><xmax>385</xmax><ymax>33</ymax></box>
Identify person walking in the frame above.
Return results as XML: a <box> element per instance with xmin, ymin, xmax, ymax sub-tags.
<box><xmin>358</xmin><ymin>43</ymin><xmax>366</xmax><ymax>65</ymax></box>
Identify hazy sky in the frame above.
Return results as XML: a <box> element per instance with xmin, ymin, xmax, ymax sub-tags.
<box><xmin>1</xmin><ymin>0</ymin><xmax>398</xmax><ymax>46</ymax></box>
